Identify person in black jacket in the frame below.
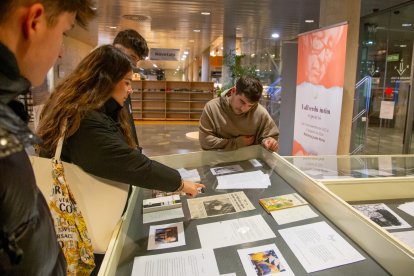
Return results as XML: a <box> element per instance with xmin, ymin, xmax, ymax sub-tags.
<box><xmin>113</xmin><ymin>29</ymin><xmax>149</xmax><ymax>151</ymax></box>
<box><xmin>0</xmin><ymin>0</ymin><xmax>95</xmax><ymax>275</ymax></box>
<box><xmin>37</xmin><ymin>45</ymin><xmax>204</xmax><ymax>197</ymax></box>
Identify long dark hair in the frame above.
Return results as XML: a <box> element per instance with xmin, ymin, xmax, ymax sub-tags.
<box><xmin>37</xmin><ymin>45</ymin><xmax>134</xmax><ymax>156</ymax></box>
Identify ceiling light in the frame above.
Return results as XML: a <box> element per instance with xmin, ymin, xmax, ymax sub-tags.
<box><xmin>402</xmin><ymin>23</ymin><xmax>412</xmax><ymax>27</ymax></box>
<box><xmin>108</xmin><ymin>26</ymin><xmax>117</xmax><ymax>29</ymax></box>
<box><xmin>153</xmin><ymin>64</ymin><xmax>158</xmax><ymax>68</ymax></box>
<box><xmin>183</xmin><ymin>51</ymin><xmax>189</xmax><ymax>55</ymax></box>
<box><xmin>271</xmin><ymin>33</ymin><xmax>280</xmax><ymax>38</ymax></box>
<box><xmin>193</xmin><ymin>29</ymin><xmax>201</xmax><ymax>32</ymax></box>
<box><xmin>201</xmin><ymin>12</ymin><xmax>210</xmax><ymax>15</ymax></box>
<box><xmin>400</xmin><ymin>44</ymin><xmax>407</xmax><ymax>48</ymax></box>
<box><xmin>305</xmin><ymin>19</ymin><xmax>314</xmax><ymax>23</ymax></box>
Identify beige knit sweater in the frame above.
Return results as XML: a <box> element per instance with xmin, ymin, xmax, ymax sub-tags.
<box><xmin>198</xmin><ymin>95</ymin><xmax>279</xmax><ymax>151</ymax></box>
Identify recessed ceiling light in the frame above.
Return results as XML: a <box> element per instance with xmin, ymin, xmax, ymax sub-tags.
<box><xmin>305</xmin><ymin>19</ymin><xmax>314</xmax><ymax>23</ymax></box>
<box><xmin>402</xmin><ymin>23</ymin><xmax>412</xmax><ymax>27</ymax></box>
<box><xmin>201</xmin><ymin>12</ymin><xmax>210</xmax><ymax>15</ymax></box>
<box><xmin>193</xmin><ymin>29</ymin><xmax>201</xmax><ymax>32</ymax></box>
<box><xmin>271</xmin><ymin>33</ymin><xmax>280</xmax><ymax>38</ymax></box>
<box><xmin>183</xmin><ymin>51</ymin><xmax>189</xmax><ymax>55</ymax></box>
<box><xmin>108</xmin><ymin>26</ymin><xmax>117</xmax><ymax>29</ymax></box>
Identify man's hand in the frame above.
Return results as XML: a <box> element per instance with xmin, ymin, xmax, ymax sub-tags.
<box><xmin>181</xmin><ymin>181</ymin><xmax>206</xmax><ymax>198</ymax></box>
<box><xmin>262</xmin><ymin>137</ymin><xmax>279</xmax><ymax>152</ymax></box>
<box><xmin>242</xmin><ymin>135</ymin><xmax>255</xmax><ymax>146</ymax></box>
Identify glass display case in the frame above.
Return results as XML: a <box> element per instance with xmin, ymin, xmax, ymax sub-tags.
<box><xmin>99</xmin><ymin>147</ymin><xmax>414</xmax><ymax>276</ymax></box>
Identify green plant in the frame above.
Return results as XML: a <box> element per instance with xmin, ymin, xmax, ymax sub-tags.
<box><xmin>222</xmin><ymin>49</ymin><xmax>259</xmax><ymax>89</ymax></box>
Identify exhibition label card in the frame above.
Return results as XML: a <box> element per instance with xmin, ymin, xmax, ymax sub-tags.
<box><xmin>271</xmin><ymin>205</ymin><xmax>318</xmax><ymax>225</ymax></box>
<box><xmin>249</xmin><ymin>159</ymin><xmax>263</xmax><ymax>167</ymax></box>
<box><xmin>353</xmin><ymin>203</ymin><xmax>411</xmax><ymax>230</ymax></box>
<box><xmin>197</xmin><ymin>215</ymin><xmax>276</xmax><ymax>249</ymax></box>
<box><xmin>216</xmin><ymin>171</ymin><xmax>270</xmax><ymax>189</ymax></box>
<box><xmin>132</xmin><ymin>249</ymin><xmax>220</xmax><ymax>276</ymax></box>
<box><xmin>210</xmin><ymin>164</ymin><xmax>244</xmax><ymax>175</ymax></box>
<box><xmin>147</xmin><ymin>222</ymin><xmax>185</xmax><ymax>250</ymax></box>
<box><xmin>177</xmin><ymin>167</ymin><xmax>201</xmax><ymax>182</ymax></box>
<box><xmin>390</xmin><ymin>231</ymin><xmax>414</xmax><ymax>251</ymax></box>
<box><xmin>238</xmin><ymin>244</ymin><xmax>295</xmax><ymax>276</ymax></box>
<box><xmin>142</xmin><ymin>208</ymin><xmax>184</xmax><ymax>224</ymax></box>
<box><xmin>398</xmin><ymin>201</ymin><xmax>414</xmax><ymax>217</ymax></box>
<box><xmin>279</xmin><ymin>221</ymin><xmax>365</xmax><ymax>273</ymax></box>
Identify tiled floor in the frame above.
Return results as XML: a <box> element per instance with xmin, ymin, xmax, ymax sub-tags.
<box><xmin>135</xmin><ymin>121</ymin><xmax>202</xmax><ymax>157</ymax></box>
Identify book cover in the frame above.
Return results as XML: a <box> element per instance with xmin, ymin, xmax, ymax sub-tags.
<box><xmin>259</xmin><ymin>193</ymin><xmax>307</xmax><ymax>213</ymax></box>
<box><xmin>142</xmin><ymin>195</ymin><xmax>182</xmax><ymax>213</ymax></box>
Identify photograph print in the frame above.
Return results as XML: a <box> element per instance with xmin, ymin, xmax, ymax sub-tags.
<box><xmin>353</xmin><ymin>203</ymin><xmax>411</xmax><ymax>230</ymax></box>
<box><xmin>203</xmin><ymin>198</ymin><xmax>236</xmax><ymax>216</ymax></box>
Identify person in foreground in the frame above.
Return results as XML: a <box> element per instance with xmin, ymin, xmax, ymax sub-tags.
<box><xmin>113</xmin><ymin>29</ymin><xmax>149</xmax><ymax>148</ymax></box>
<box><xmin>37</xmin><ymin>45</ymin><xmax>204</xmax><ymax>198</ymax></box>
<box><xmin>199</xmin><ymin>75</ymin><xmax>279</xmax><ymax>151</ymax></box>
<box><xmin>0</xmin><ymin>0</ymin><xmax>95</xmax><ymax>275</ymax></box>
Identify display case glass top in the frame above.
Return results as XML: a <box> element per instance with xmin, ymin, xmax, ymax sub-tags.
<box><xmin>100</xmin><ymin>147</ymin><xmax>414</xmax><ymax>276</ymax></box>
<box><xmin>283</xmin><ymin>154</ymin><xmax>414</xmax><ymax>180</ymax></box>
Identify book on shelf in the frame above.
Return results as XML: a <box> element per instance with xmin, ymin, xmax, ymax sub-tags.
<box><xmin>259</xmin><ymin>193</ymin><xmax>308</xmax><ymax>213</ymax></box>
<box><xmin>142</xmin><ymin>195</ymin><xmax>182</xmax><ymax>214</ymax></box>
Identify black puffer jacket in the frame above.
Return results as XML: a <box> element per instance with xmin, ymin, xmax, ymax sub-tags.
<box><xmin>0</xmin><ymin>43</ymin><xmax>66</xmax><ymax>275</ymax></box>
<box><xmin>57</xmin><ymin>98</ymin><xmax>181</xmax><ymax>191</ymax></box>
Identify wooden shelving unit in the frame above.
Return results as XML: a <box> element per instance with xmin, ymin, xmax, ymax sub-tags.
<box><xmin>131</xmin><ymin>81</ymin><xmax>214</xmax><ymax>121</ymax></box>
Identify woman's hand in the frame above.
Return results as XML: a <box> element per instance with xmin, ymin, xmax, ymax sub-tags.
<box><xmin>181</xmin><ymin>180</ymin><xmax>205</xmax><ymax>198</ymax></box>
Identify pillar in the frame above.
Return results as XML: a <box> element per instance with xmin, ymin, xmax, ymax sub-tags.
<box><xmin>201</xmin><ymin>47</ymin><xmax>210</xmax><ymax>82</ymax></box>
<box><xmin>320</xmin><ymin>0</ymin><xmax>361</xmax><ymax>154</ymax></box>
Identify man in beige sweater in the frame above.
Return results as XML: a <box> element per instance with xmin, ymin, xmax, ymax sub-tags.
<box><xmin>199</xmin><ymin>76</ymin><xmax>279</xmax><ymax>151</ymax></box>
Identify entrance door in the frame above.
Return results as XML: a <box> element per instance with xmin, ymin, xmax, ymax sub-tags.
<box><xmin>359</xmin><ymin>3</ymin><xmax>414</xmax><ymax>154</ymax></box>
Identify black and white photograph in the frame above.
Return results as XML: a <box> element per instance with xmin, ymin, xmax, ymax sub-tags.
<box><xmin>204</xmin><ymin>198</ymin><xmax>237</xmax><ymax>216</ymax></box>
<box><xmin>353</xmin><ymin>203</ymin><xmax>411</xmax><ymax>230</ymax></box>
<box><xmin>210</xmin><ymin>164</ymin><xmax>244</xmax><ymax>175</ymax></box>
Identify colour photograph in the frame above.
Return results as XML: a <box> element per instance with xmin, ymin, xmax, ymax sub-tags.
<box><xmin>155</xmin><ymin>226</ymin><xmax>178</xmax><ymax>244</ymax></box>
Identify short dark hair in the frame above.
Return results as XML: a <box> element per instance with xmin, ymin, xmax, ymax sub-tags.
<box><xmin>0</xmin><ymin>0</ymin><xmax>96</xmax><ymax>27</ymax></box>
<box><xmin>113</xmin><ymin>29</ymin><xmax>149</xmax><ymax>60</ymax></box>
<box><xmin>235</xmin><ymin>75</ymin><xmax>263</xmax><ymax>102</ymax></box>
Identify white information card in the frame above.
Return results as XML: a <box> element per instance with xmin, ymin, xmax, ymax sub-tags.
<box><xmin>279</xmin><ymin>221</ymin><xmax>365</xmax><ymax>273</ymax></box>
<box><xmin>132</xmin><ymin>249</ymin><xmax>220</xmax><ymax>276</ymax></box>
<box><xmin>197</xmin><ymin>215</ymin><xmax>276</xmax><ymax>249</ymax></box>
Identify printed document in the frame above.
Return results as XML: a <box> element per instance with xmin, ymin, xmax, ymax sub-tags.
<box><xmin>132</xmin><ymin>249</ymin><xmax>219</xmax><ymax>276</ymax></box>
<box><xmin>216</xmin><ymin>171</ymin><xmax>270</xmax><ymax>189</ymax></box>
<box><xmin>187</xmin><ymin>191</ymin><xmax>255</xmax><ymax>219</ymax></box>
<box><xmin>197</xmin><ymin>215</ymin><xmax>275</xmax><ymax>249</ymax></box>
<box><xmin>279</xmin><ymin>221</ymin><xmax>365</xmax><ymax>273</ymax></box>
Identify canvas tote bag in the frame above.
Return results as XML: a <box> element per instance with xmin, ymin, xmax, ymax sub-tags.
<box><xmin>30</xmin><ymin>137</ymin><xmax>129</xmax><ymax>254</ymax></box>
<box><xmin>49</xmin><ymin>137</ymin><xmax>95</xmax><ymax>274</ymax></box>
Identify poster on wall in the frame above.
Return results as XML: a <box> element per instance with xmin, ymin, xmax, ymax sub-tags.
<box><xmin>292</xmin><ymin>22</ymin><xmax>348</xmax><ymax>156</ymax></box>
